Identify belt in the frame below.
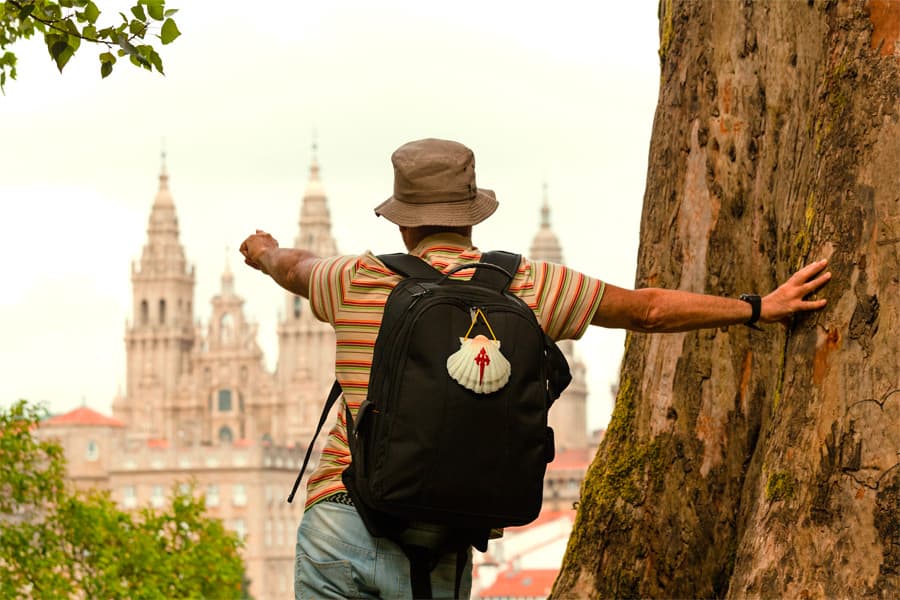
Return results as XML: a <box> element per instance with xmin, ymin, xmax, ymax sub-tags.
<box><xmin>322</xmin><ymin>491</ymin><xmax>355</xmax><ymax>506</ymax></box>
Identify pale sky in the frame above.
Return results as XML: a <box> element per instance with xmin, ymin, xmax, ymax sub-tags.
<box><xmin>0</xmin><ymin>0</ymin><xmax>661</xmax><ymax>431</ymax></box>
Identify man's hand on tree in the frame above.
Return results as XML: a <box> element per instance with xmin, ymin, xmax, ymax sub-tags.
<box><xmin>761</xmin><ymin>259</ymin><xmax>832</xmax><ymax>325</ymax></box>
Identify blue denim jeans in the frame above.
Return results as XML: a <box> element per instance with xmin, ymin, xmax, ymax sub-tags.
<box><xmin>295</xmin><ymin>501</ymin><xmax>473</xmax><ymax>599</ymax></box>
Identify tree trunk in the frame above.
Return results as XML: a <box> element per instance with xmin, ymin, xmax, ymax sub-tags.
<box><xmin>553</xmin><ymin>0</ymin><xmax>899</xmax><ymax>598</ymax></box>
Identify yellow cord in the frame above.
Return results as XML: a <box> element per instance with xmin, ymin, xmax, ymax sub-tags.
<box><xmin>463</xmin><ymin>308</ymin><xmax>498</xmax><ymax>340</ymax></box>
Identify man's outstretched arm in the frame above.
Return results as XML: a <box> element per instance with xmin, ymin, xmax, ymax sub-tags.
<box><xmin>591</xmin><ymin>259</ymin><xmax>832</xmax><ymax>333</ymax></box>
<box><xmin>239</xmin><ymin>230</ymin><xmax>319</xmax><ymax>298</ymax></box>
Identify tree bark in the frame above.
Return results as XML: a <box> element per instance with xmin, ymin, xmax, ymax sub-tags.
<box><xmin>553</xmin><ymin>0</ymin><xmax>899</xmax><ymax>598</ymax></box>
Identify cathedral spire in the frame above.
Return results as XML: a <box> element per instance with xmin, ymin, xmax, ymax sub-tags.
<box><xmin>295</xmin><ymin>140</ymin><xmax>338</xmax><ymax>257</ymax></box>
<box><xmin>221</xmin><ymin>247</ymin><xmax>235</xmax><ymax>296</ymax></box>
<box><xmin>540</xmin><ymin>181</ymin><xmax>551</xmax><ymax>228</ymax></box>
<box><xmin>141</xmin><ymin>154</ymin><xmax>186</xmax><ymax>274</ymax></box>
<box><xmin>309</xmin><ymin>134</ymin><xmax>320</xmax><ymax>181</ymax></box>
<box><xmin>529</xmin><ymin>182</ymin><xmax>564</xmax><ymax>265</ymax></box>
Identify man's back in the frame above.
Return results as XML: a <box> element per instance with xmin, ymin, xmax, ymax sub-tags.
<box><xmin>302</xmin><ymin>231</ymin><xmax>603</xmax><ymax>509</ymax></box>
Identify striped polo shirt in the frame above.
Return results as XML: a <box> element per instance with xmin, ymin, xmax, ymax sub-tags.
<box><xmin>303</xmin><ymin>232</ymin><xmax>605</xmax><ymax>508</ymax></box>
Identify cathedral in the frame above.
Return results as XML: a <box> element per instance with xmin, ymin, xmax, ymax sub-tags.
<box><xmin>40</xmin><ymin>150</ymin><xmax>592</xmax><ymax>600</ymax></box>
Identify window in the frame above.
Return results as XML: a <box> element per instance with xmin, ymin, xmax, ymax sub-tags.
<box><xmin>178</xmin><ymin>482</ymin><xmax>191</xmax><ymax>495</ymax></box>
<box><xmin>140</xmin><ymin>300</ymin><xmax>149</xmax><ymax>325</ymax></box>
<box><xmin>293</xmin><ymin>296</ymin><xmax>302</xmax><ymax>319</ymax></box>
<box><xmin>264</xmin><ymin>520</ymin><xmax>272</xmax><ymax>546</ymax></box>
<box><xmin>218</xmin><ymin>389</ymin><xmax>232</xmax><ymax>412</ymax></box>
<box><xmin>85</xmin><ymin>440</ymin><xmax>99</xmax><ymax>462</ymax></box>
<box><xmin>276</xmin><ymin>519</ymin><xmax>284</xmax><ymax>546</ymax></box>
<box><xmin>122</xmin><ymin>486</ymin><xmax>136</xmax><ymax>509</ymax></box>
<box><xmin>151</xmin><ymin>485</ymin><xmax>164</xmax><ymax>508</ymax></box>
<box><xmin>220</xmin><ymin>313</ymin><xmax>234</xmax><ymax>342</ymax></box>
<box><xmin>218</xmin><ymin>426</ymin><xmax>233</xmax><ymax>444</ymax></box>
<box><xmin>232</xmin><ymin>484</ymin><xmax>247</xmax><ymax>507</ymax></box>
<box><xmin>206</xmin><ymin>485</ymin><xmax>219</xmax><ymax>507</ymax></box>
<box><xmin>159</xmin><ymin>299</ymin><xmax>166</xmax><ymax>325</ymax></box>
<box><xmin>231</xmin><ymin>519</ymin><xmax>246</xmax><ymax>541</ymax></box>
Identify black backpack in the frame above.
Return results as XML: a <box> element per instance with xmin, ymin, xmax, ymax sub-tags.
<box><xmin>289</xmin><ymin>251</ymin><xmax>571</xmax><ymax>598</ymax></box>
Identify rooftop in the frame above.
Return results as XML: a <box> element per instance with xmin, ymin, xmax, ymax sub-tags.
<box><xmin>547</xmin><ymin>447</ymin><xmax>593</xmax><ymax>471</ymax></box>
<box><xmin>43</xmin><ymin>406</ymin><xmax>125</xmax><ymax>428</ymax></box>
<box><xmin>479</xmin><ymin>568</ymin><xmax>558</xmax><ymax>598</ymax></box>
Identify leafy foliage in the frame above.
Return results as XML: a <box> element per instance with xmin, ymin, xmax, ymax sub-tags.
<box><xmin>0</xmin><ymin>0</ymin><xmax>180</xmax><ymax>91</ymax></box>
<box><xmin>0</xmin><ymin>400</ymin><xmax>247</xmax><ymax>599</ymax></box>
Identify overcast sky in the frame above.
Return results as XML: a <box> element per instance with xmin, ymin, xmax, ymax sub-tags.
<box><xmin>0</xmin><ymin>0</ymin><xmax>661</xmax><ymax>431</ymax></box>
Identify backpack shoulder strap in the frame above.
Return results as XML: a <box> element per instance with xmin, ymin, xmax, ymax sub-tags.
<box><xmin>287</xmin><ymin>380</ymin><xmax>343</xmax><ymax>503</ymax></box>
<box><xmin>378</xmin><ymin>253</ymin><xmax>442</xmax><ymax>280</ymax></box>
<box><xmin>473</xmin><ymin>250</ymin><xmax>521</xmax><ymax>291</ymax></box>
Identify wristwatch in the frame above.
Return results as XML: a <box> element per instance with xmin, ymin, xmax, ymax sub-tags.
<box><xmin>739</xmin><ymin>294</ymin><xmax>763</xmax><ymax>330</ymax></box>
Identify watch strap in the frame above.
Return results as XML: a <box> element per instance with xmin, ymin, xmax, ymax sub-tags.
<box><xmin>739</xmin><ymin>294</ymin><xmax>763</xmax><ymax>330</ymax></box>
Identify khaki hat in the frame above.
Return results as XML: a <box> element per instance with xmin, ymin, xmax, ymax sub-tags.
<box><xmin>374</xmin><ymin>138</ymin><xmax>498</xmax><ymax>227</ymax></box>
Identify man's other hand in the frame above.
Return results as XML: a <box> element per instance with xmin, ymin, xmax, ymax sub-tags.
<box><xmin>240</xmin><ymin>229</ymin><xmax>279</xmax><ymax>274</ymax></box>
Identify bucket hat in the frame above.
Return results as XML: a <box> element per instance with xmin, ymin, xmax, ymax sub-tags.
<box><xmin>374</xmin><ymin>138</ymin><xmax>498</xmax><ymax>227</ymax></box>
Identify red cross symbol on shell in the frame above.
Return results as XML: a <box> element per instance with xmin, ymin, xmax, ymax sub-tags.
<box><xmin>446</xmin><ymin>334</ymin><xmax>511</xmax><ymax>394</ymax></box>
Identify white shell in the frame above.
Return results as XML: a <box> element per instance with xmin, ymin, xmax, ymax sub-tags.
<box><xmin>446</xmin><ymin>335</ymin><xmax>511</xmax><ymax>394</ymax></box>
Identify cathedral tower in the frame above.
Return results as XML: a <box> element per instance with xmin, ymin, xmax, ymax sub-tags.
<box><xmin>184</xmin><ymin>257</ymin><xmax>276</xmax><ymax>446</ymax></box>
<box><xmin>529</xmin><ymin>184</ymin><xmax>589</xmax><ymax>450</ymax></box>
<box><xmin>276</xmin><ymin>143</ymin><xmax>339</xmax><ymax>442</ymax></box>
<box><xmin>115</xmin><ymin>155</ymin><xmax>196</xmax><ymax>438</ymax></box>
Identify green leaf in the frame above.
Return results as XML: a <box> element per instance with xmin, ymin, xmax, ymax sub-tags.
<box><xmin>18</xmin><ymin>4</ymin><xmax>35</xmax><ymax>20</ymax></box>
<box><xmin>44</xmin><ymin>4</ymin><xmax>62</xmax><ymax>19</ymax></box>
<box><xmin>83</xmin><ymin>25</ymin><xmax>97</xmax><ymax>40</ymax></box>
<box><xmin>164</xmin><ymin>8</ymin><xmax>178</xmax><ymax>17</ymax></box>
<box><xmin>84</xmin><ymin>1</ymin><xmax>100</xmax><ymax>24</ymax></box>
<box><xmin>63</xmin><ymin>18</ymin><xmax>80</xmax><ymax>37</ymax></box>
<box><xmin>129</xmin><ymin>20</ymin><xmax>145</xmax><ymax>35</ymax></box>
<box><xmin>100</xmin><ymin>60</ymin><xmax>112</xmax><ymax>78</ymax></box>
<box><xmin>50</xmin><ymin>41</ymin><xmax>74</xmax><ymax>72</ymax></box>
<box><xmin>146</xmin><ymin>0</ymin><xmax>164</xmax><ymax>20</ymax></box>
<box><xmin>131</xmin><ymin>5</ymin><xmax>146</xmax><ymax>21</ymax></box>
<box><xmin>160</xmin><ymin>18</ymin><xmax>180</xmax><ymax>45</ymax></box>
<box><xmin>147</xmin><ymin>47</ymin><xmax>163</xmax><ymax>74</ymax></box>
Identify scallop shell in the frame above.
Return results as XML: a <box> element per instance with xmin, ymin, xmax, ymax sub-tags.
<box><xmin>446</xmin><ymin>334</ymin><xmax>511</xmax><ymax>394</ymax></box>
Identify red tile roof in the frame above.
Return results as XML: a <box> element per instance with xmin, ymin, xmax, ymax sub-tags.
<box><xmin>43</xmin><ymin>406</ymin><xmax>125</xmax><ymax>428</ymax></box>
<box><xmin>480</xmin><ymin>569</ymin><xmax>558</xmax><ymax>598</ymax></box>
<box><xmin>547</xmin><ymin>447</ymin><xmax>593</xmax><ymax>471</ymax></box>
<box><xmin>147</xmin><ymin>438</ymin><xmax>169</xmax><ymax>448</ymax></box>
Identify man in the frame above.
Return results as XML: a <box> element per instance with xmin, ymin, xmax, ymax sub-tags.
<box><xmin>240</xmin><ymin>138</ymin><xmax>831</xmax><ymax>599</ymax></box>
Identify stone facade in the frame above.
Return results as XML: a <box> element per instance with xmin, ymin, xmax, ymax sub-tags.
<box><xmin>41</xmin><ymin>154</ymin><xmax>594</xmax><ymax>600</ymax></box>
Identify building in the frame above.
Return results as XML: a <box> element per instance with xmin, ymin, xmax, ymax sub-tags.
<box><xmin>40</xmin><ymin>150</ymin><xmax>597</xmax><ymax>599</ymax></box>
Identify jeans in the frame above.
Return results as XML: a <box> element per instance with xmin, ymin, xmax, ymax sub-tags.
<box><xmin>295</xmin><ymin>501</ymin><xmax>473</xmax><ymax>599</ymax></box>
